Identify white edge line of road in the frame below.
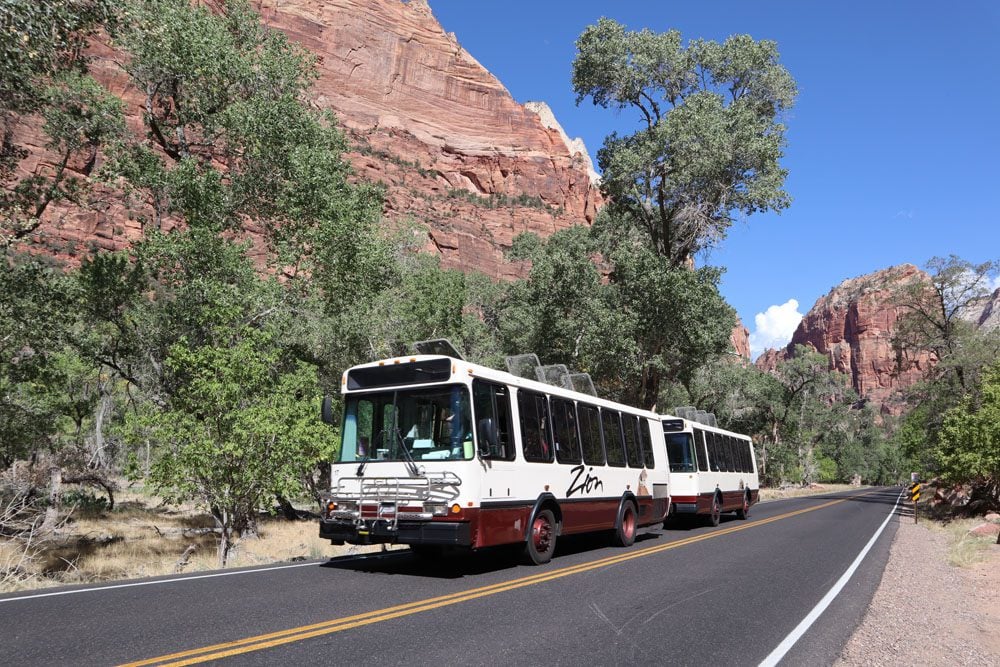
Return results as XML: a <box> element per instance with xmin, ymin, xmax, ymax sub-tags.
<box><xmin>0</xmin><ymin>559</ymin><xmax>329</xmax><ymax>603</ymax></box>
<box><xmin>758</xmin><ymin>489</ymin><xmax>905</xmax><ymax>667</ymax></box>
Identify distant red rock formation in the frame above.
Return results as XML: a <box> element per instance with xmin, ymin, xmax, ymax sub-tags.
<box><xmin>756</xmin><ymin>264</ymin><xmax>937</xmax><ymax>414</ymax></box>
<box><xmin>730</xmin><ymin>320</ymin><xmax>751</xmax><ymax>360</ymax></box>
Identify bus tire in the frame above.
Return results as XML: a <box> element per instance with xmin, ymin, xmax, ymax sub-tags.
<box><xmin>613</xmin><ymin>501</ymin><xmax>637</xmax><ymax>547</ymax></box>
<box><xmin>735</xmin><ymin>492</ymin><xmax>751</xmax><ymax>520</ymax></box>
<box><xmin>523</xmin><ymin>508</ymin><xmax>556</xmax><ymax>565</ymax></box>
<box><xmin>707</xmin><ymin>493</ymin><xmax>722</xmax><ymax>527</ymax></box>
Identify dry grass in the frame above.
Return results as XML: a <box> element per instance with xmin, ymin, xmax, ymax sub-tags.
<box><xmin>0</xmin><ymin>486</ymin><xmax>399</xmax><ymax>594</ymax></box>
<box><xmin>919</xmin><ymin>512</ymin><xmax>998</xmax><ymax>568</ymax></box>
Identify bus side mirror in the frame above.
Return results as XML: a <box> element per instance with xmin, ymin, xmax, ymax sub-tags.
<box><xmin>477</xmin><ymin>418</ymin><xmax>498</xmax><ymax>457</ymax></box>
<box><xmin>321</xmin><ymin>395</ymin><xmax>335</xmax><ymax>425</ymax></box>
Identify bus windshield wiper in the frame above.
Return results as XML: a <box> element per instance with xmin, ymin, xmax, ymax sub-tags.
<box><xmin>356</xmin><ymin>430</ymin><xmax>381</xmax><ymax>477</ymax></box>
<box><xmin>394</xmin><ymin>428</ymin><xmax>422</xmax><ymax>477</ymax></box>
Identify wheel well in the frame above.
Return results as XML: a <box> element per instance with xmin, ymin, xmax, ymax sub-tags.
<box><xmin>526</xmin><ymin>494</ymin><xmax>562</xmax><ymax>540</ymax></box>
<box><xmin>618</xmin><ymin>492</ymin><xmax>637</xmax><ymax>516</ymax></box>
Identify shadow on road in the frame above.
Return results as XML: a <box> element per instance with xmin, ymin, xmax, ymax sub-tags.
<box><xmin>319</xmin><ymin>530</ymin><xmax>666</xmax><ymax>579</ymax></box>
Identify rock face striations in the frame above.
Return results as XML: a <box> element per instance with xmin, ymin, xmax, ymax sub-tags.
<box><xmin>756</xmin><ymin>264</ymin><xmax>937</xmax><ymax>414</ymax></box>
<box><xmin>12</xmin><ymin>0</ymin><xmax>601</xmax><ymax>278</ymax></box>
<box><xmin>255</xmin><ymin>0</ymin><xmax>602</xmax><ymax>278</ymax></box>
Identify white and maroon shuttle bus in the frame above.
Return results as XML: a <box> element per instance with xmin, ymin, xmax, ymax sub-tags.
<box><xmin>660</xmin><ymin>416</ymin><xmax>759</xmax><ymax>526</ymax></box>
<box><xmin>319</xmin><ymin>354</ymin><xmax>670</xmax><ymax>564</ymax></box>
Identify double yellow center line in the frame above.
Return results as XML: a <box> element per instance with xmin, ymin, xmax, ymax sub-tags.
<box><xmin>123</xmin><ymin>493</ymin><xmax>871</xmax><ymax>666</ymax></box>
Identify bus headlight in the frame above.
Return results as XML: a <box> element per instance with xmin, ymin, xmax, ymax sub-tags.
<box><xmin>425</xmin><ymin>503</ymin><xmax>448</xmax><ymax>517</ymax></box>
<box><xmin>325</xmin><ymin>500</ymin><xmax>357</xmax><ymax>518</ymax></box>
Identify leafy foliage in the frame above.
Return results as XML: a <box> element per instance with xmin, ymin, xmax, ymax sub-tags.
<box><xmin>573</xmin><ymin>19</ymin><xmax>796</xmax><ymax>267</ymax></box>
<box><xmin>892</xmin><ymin>256</ymin><xmax>1000</xmax><ymax>492</ymax></box>
<box><xmin>129</xmin><ymin>330</ymin><xmax>330</xmax><ymax>566</ymax></box>
<box><xmin>937</xmin><ymin>361</ymin><xmax>1000</xmax><ymax>505</ymax></box>
<box><xmin>686</xmin><ymin>346</ymin><xmax>897</xmax><ymax>486</ymax></box>
<box><xmin>0</xmin><ymin>0</ymin><xmax>117</xmax><ymax>114</ymax></box>
<box><xmin>497</xmin><ymin>224</ymin><xmax>734</xmax><ymax>409</ymax></box>
<box><xmin>0</xmin><ymin>253</ymin><xmax>83</xmax><ymax>466</ymax></box>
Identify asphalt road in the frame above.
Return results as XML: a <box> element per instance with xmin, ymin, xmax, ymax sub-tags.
<box><xmin>2</xmin><ymin>487</ymin><xmax>904</xmax><ymax>666</ymax></box>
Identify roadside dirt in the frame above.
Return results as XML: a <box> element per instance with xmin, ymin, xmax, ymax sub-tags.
<box><xmin>836</xmin><ymin>518</ymin><xmax>1000</xmax><ymax>666</ymax></box>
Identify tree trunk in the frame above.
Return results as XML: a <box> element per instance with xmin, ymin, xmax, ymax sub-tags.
<box><xmin>41</xmin><ymin>467</ymin><xmax>62</xmax><ymax>533</ymax></box>
<box><xmin>215</xmin><ymin>511</ymin><xmax>235</xmax><ymax>568</ymax></box>
<box><xmin>640</xmin><ymin>366</ymin><xmax>662</xmax><ymax>411</ymax></box>
<box><xmin>276</xmin><ymin>495</ymin><xmax>299</xmax><ymax>521</ymax></box>
<box><xmin>90</xmin><ymin>385</ymin><xmax>113</xmax><ymax>469</ymax></box>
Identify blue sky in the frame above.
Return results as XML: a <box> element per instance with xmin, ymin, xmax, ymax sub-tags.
<box><xmin>430</xmin><ymin>0</ymin><xmax>1000</xmax><ymax>357</ymax></box>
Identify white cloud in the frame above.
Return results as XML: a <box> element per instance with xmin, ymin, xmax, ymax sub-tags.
<box><xmin>749</xmin><ymin>299</ymin><xmax>804</xmax><ymax>359</ymax></box>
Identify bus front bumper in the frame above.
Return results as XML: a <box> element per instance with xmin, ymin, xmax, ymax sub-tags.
<box><xmin>319</xmin><ymin>519</ymin><xmax>471</xmax><ymax>547</ymax></box>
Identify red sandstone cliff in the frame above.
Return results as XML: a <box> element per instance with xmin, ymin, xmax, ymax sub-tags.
<box><xmin>730</xmin><ymin>320</ymin><xmax>751</xmax><ymax>360</ymax></box>
<box><xmin>259</xmin><ymin>0</ymin><xmax>602</xmax><ymax>278</ymax></box>
<box><xmin>10</xmin><ymin>0</ymin><xmax>601</xmax><ymax>279</ymax></box>
<box><xmin>756</xmin><ymin>264</ymin><xmax>937</xmax><ymax>414</ymax></box>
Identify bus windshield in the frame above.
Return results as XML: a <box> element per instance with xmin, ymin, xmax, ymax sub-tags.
<box><xmin>338</xmin><ymin>384</ymin><xmax>473</xmax><ymax>463</ymax></box>
<box><xmin>665</xmin><ymin>432</ymin><xmax>697</xmax><ymax>472</ymax></box>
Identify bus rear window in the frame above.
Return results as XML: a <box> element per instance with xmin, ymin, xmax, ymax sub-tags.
<box><xmin>665</xmin><ymin>433</ymin><xmax>696</xmax><ymax>472</ymax></box>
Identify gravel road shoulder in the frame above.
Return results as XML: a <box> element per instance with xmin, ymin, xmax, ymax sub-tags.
<box><xmin>836</xmin><ymin>517</ymin><xmax>1000</xmax><ymax>666</ymax></box>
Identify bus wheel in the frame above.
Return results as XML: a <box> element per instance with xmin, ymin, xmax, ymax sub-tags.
<box><xmin>613</xmin><ymin>501</ymin><xmax>637</xmax><ymax>547</ymax></box>
<box><xmin>524</xmin><ymin>509</ymin><xmax>556</xmax><ymax>565</ymax></box>
<box><xmin>707</xmin><ymin>494</ymin><xmax>721</xmax><ymax>527</ymax></box>
<box><xmin>736</xmin><ymin>493</ymin><xmax>751</xmax><ymax>520</ymax></box>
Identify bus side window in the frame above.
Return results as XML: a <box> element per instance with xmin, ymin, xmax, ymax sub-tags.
<box><xmin>728</xmin><ymin>436</ymin><xmax>738</xmax><ymax>472</ymax></box>
<box><xmin>623</xmin><ymin>414</ymin><xmax>642</xmax><ymax>468</ymax></box>
<box><xmin>602</xmin><ymin>410</ymin><xmax>626</xmax><ymax>467</ymax></box>
<box><xmin>695</xmin><ymin>429</ymin><xmax>709</xmax><ymax>472</ymax></box>
<box><xmin>518</xmin><ymin>390</ymin><xmax>553</xmax><ymax>463</ymax></box>
<box><xmin>742</xmin><ymin>438</ymin><xmax>752</xmax><ymax>473</ymax></box>
<box><xmin>551</xmin><ymin>397</ymin><xmax>582</xmax><ymax>464</ymax></box>
<box><xmin>709</xmin><ymin>432</ymin><xmax>721</xmax><ymax>472</ymax></box>
<box><xmin>639</xmin><ymin>419</ymin><xmax>655</xmax><ymax>468</ymax></box>
<box><xmin>579</xmin><ymin>404</ymin><xmax>605</xmax><ymax>466</ymax></box>
<box><xmin>472</xmin><ymin>379</ymin><xmax>514</xmax><ymax>461</ymax></box>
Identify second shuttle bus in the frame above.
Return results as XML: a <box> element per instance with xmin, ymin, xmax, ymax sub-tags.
<box><xmin>660</xmin><ymin>417</ymin><xmax>759</xmax><ymax>526</ymax></box>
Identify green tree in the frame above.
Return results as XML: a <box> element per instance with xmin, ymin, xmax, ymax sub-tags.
<box><xmin>572</xmin><ymin>19</ymin><xmax>796</xmax><ymax>267</ymax></box>
<box><xmin>66</xmin><ymin>0</ymin><xmax>401</xmax><ymax>563</ymax></box>
<box><xmin>499</xmin><ymin>226</ymin><xmax>606</xmax><ymax>372</ymax></box>
<box><xmin>0</xmin><ymin>0</ymin><xmax>116</xmax><ymax>114</ymax></box>
<box><xmin>751</xmin><ymin>346</ymin><xmax>857</xmax><ymax>485</ymax></box>
<box><xmin>687</xmin><ymin>356</ymin><xmax>781</xmax><ymax>441</ymax></box>
<box><xmin>895</xmin><ymin>255</ymin><xmax>1000</xmax><ymax>395</ymax></box>
<box><xmin>600</xmin><ymin>240</ymin><xmax>735</xmax><ymax>407</ymax></box>
<box><xmin>129</xmin><ymin>330</ymin><xmax>330</xmax><ymax>566</ymax></box>
<box><xmin>937</xmin><ymin>361</ymin><xmax>1000</xmax><ymax>514</ymax></box>
<box><xmin>0</xmin><ymin>253</ymin><xmax>81</xmax><ymax>467</ymax></box>
<box><xmin>107</xmin><ymin>0</ymin><xmax>383</xmax><ymax>265</ymax></box>
<box><xmin>893</xmin><ymin>256</ymin><xmax>1000</xmax><ymax>477</ymax></box>
<box><xmin>497</xmin><ymin>225</ymin><xmax>734</xmax><ymax>409</ymax></box>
